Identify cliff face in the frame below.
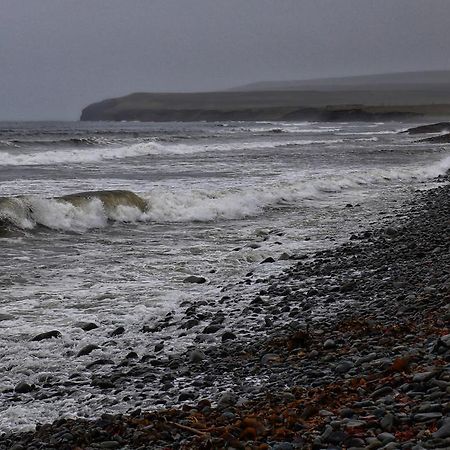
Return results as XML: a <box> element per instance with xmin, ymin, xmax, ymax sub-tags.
<box><xmin>80</xmin><ymin>89</ymin><xmax>450</xmax><ymax>122</ymax></box>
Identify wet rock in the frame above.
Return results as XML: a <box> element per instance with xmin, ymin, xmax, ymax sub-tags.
<box><xmin>413</xmin><ymin>371</ymin><xmax>435</xmax><ymax>383</ymax></box>
<box><xmin>86</xmin><ymin>359</ymin><xmax>114</xmax><ymax>369</ymax></box>
<box><xmin>433</xmin><ymin>418</ymin><xmax>450</xmax><ymax>439</ymax></box>
<box><xmin>261</xmin><ymin>353</ymin><xmax>280</xmax><ymax>365</ymax></box>
<box><xmin>261</xmin><ymin>257</ymin><xmax>276</xmax><ymax>264</ymax></box>
<box><xmin>402</xmin><ymin>122</ymin><xmax>450</xmax><ymax>134</ymax></box>
<box><xmin>377</xmin><ymin>432</ymin><xmax>396</xmax><ymax>444</ymax></box>
<box><xmin>178</xmin><ymin>391</ymin><xmax>196</xmax><ymax>401</ymax></box>
<box><xmin>76</xmin><ymin>322</ymin><xmax>99</xmax><ymax>331</ymax></box>
<box><xmin>183</xmin><ymin>275</ymin><xmax>207</xmax><ymax>284</ymax></box>
<box><xmin>335</xmin><ymin>360</ymin><xmax>354</xmax><ymax>374</ymax></box>
<box><xmin>202</xmin><ymin>324</ymin><xmax>222</xmax><ymax>334</ymax></box>
<box><xmin>323</xmin><ymin>339</ymin><xmax>336</xmax><ymax>349</ymax></box>
<box><xmin>180</xmin><ymin>318</ymin><xmax>200</xmax><ymax>329</ymax></box>
<box><xmin>154</xmin><ymin>342</ymin><xmax>164</xmax><ymax>352</ymax></box>
<box><xmin>381</xmin><ymin>413</ymin><xmax>395</xmax><ymax>431</ymax></box>
<box><xmin>109</xmin><ymin>326</ymin><xmax>125</xmax><ymax>337</ymax></box>
<box><xmin>188</xmin><ymin>349</ymin><xmax>205</xmax><ymax>363</ymax></box>
<box><xmin>413</xmin><ymin>412</ymin><xmax>442</xmax><ymax>421</ymax></box>
<box><xmin>31</xmin><ymin>330</ymin><xmax>62</xmax><ymax>341</ymax></box>
<box><xmin>221</xmin><ymin>331</ymin><xmax>237</xmax><ymax>341</ymax></box>
<box><xmin>14</xmin><ymin>382</ymin><xmax>35</xmax><ymax>393</ymax></box>
<box><xmin>77</xmin><ymin>344</ymin><xmax>100</xmax><ymax>357</ymax></box>
<box><xmin>216</xmin><ymin>391</ymin><xmax>237</xmax><ymax>410</ymax></box>
<box><xmin>97</xmin><ymin>440</ymin><xmax>121</xmax><ymax>448</ymax></box>
<box><xmin>272</xmin><ymin>443</ymin><xmax>294</xmax><ymax>450</ymax></box>
<box><xmin>91</xmin><ymin>377</ymin><xmax>114</xmax><ymax>389</ymax></box>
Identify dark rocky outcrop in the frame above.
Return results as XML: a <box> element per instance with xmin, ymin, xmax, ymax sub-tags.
<box><xmin>402</xmin><ymin>121</ymin><xmax>450</xmax><ymax>134</ymax></box>
<box><xmin>418</xmin><ymin>132</ymin><xmax>450</xmax><ymax>143</ymax></box>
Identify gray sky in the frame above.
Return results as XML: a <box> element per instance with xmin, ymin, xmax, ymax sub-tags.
<box><xmin>1</xmin><ymin>0</ymin><xmax>450</xmax><ymax>120</ymax></box>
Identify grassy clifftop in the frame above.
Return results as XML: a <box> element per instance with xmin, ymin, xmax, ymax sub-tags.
<box><xmin>81</xmin><ymin>71</ymin><xmax>450</xmax><ymax>122</ymax></box>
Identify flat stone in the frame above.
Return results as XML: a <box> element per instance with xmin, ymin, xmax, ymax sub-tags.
<box><xmin>272</xmin><ymin>443</ymin><xmax>294</xmax><ymax>450</ymax></box>
<box><xmin>371</xmin><ymin>386</ymin><xmax>393</xmax><ymax>398</ymax></box>
<box><xmin>98</xmin><ymin>442</ymin><xmax>121</xmax><ymax>449</ymax></box>
<box><xmin>413</xmin><ymin>412</ymin><xmax>442</xmax><ymax>421</ymax></box>
<box><xmin>413</xmin><ymin>371</ymin><xmax>435</xmax><ymax>383</ymax></box>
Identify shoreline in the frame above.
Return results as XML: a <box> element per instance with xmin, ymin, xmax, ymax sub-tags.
<box><xmin>1</xmin><ymin>177</ymin><xmax>449</xmax><ymax>449</ymax></box>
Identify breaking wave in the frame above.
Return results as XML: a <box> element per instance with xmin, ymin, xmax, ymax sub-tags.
<box><xmin>0</xmin><ymin>138</ymin><xmax>342</xmax><ymax>166</ymax></box>
<box><xmin>1</xmin><ymin>154</ymin><xmax>448</xmax><ymax>234</ymax></box>
<box><xmin>0</xmin><ymin>190</ymin><xmax>148</xmax><ymax>233</ymax></box>
<box><xmin>0</xmin><ymin>137</ymin><xmax>111</xmax><ymax>150</ymax></box>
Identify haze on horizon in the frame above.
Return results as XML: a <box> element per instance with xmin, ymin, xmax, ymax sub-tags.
<box><xmin>1</xmin><ymin>0</ymin><xmax>450</xmax><ymax>121</ymax></box>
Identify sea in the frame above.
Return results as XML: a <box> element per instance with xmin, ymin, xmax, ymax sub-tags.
<box><xmin>0</xmin><ymin>120</ymin><xmax>449</xmax><ymax>431</ymax></box>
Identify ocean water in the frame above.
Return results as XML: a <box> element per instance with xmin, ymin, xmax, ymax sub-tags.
<box><xmin>0</xmin><ymin>120</ymin><xmax>449</xmax><ymax>430</ymax></box>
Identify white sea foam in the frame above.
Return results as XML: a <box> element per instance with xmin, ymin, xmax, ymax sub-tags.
<box><xmin>2</xmin><ymin>153</ymin><xmax>447</xmax><ymax>232</ymax></box>
<box><xmin>0</xmin><ymin>138</ymin><xmax>342</xmax><ymax>166</ymax></box>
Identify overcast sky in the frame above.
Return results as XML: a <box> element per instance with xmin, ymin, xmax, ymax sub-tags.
<box><xmin>1</xmin><ymin>0</ymin><xmax>450</xmax><ymax>120</ymax></box>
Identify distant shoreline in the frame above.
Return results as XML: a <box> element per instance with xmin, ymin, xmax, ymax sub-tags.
<box><xmin>81</xmin><ymin>70</ymin><xmax>450</xmax><ymax>122</ymax></box>
<box><xmin>80</xmin><ymin>91</ymin><xmax>450</xmax><ymax>123</ymax></box>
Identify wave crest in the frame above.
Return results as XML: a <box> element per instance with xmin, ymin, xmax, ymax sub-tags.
<box><xmin>1</xmin><ymin>154</ymin><xmax>448</xmax><ymax>234</ymax></box>
<box><xmin>0</xmin><ymin>190</ymin><xmax>148</xmax><ymax>233</ymax></box>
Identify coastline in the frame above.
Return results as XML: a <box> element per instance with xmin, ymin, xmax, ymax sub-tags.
<box><xmin>1</xmin><ymin>174</ymin><xmax>448</xmax><ymax>448</ymax></box>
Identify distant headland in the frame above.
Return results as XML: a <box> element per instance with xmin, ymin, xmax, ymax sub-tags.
<box><xmin>80</xmin><ymin>70</ymin><xmax>450</xmax><ymax>122</ymax></box>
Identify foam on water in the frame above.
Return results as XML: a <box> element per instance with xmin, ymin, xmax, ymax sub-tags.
<box><xmin>0</xmin><ymin>137</ymin><xmax>342</xmax><ymax>166</ymax></box>
<box><xmin>1</xmin><ymin>154</ymin><xmax>448</xmax><ymax>233</ymax></box>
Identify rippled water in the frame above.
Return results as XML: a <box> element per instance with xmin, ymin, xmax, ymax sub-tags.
<box><xmin>0</xmin><ymin>120</ymin><xmax>449</xmax><ymax>430</ymax></box>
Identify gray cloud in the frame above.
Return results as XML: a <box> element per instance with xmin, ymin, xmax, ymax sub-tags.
<box><xmin>1</xmin><ymin>0</ymin><xmax>450</xmax><ymax>120</ymax></box>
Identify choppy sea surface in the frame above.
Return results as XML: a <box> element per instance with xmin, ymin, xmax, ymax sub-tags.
<box><xmin>0</xmin><ymin>120</ymin><xmax>449</xmax><ymax>431</ymax></box>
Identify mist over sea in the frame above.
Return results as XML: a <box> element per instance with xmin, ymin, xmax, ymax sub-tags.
<box><xmin>0</xmin><ymin>120</ymin><xmax>449</xmax><ymax>430</ymax></box>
